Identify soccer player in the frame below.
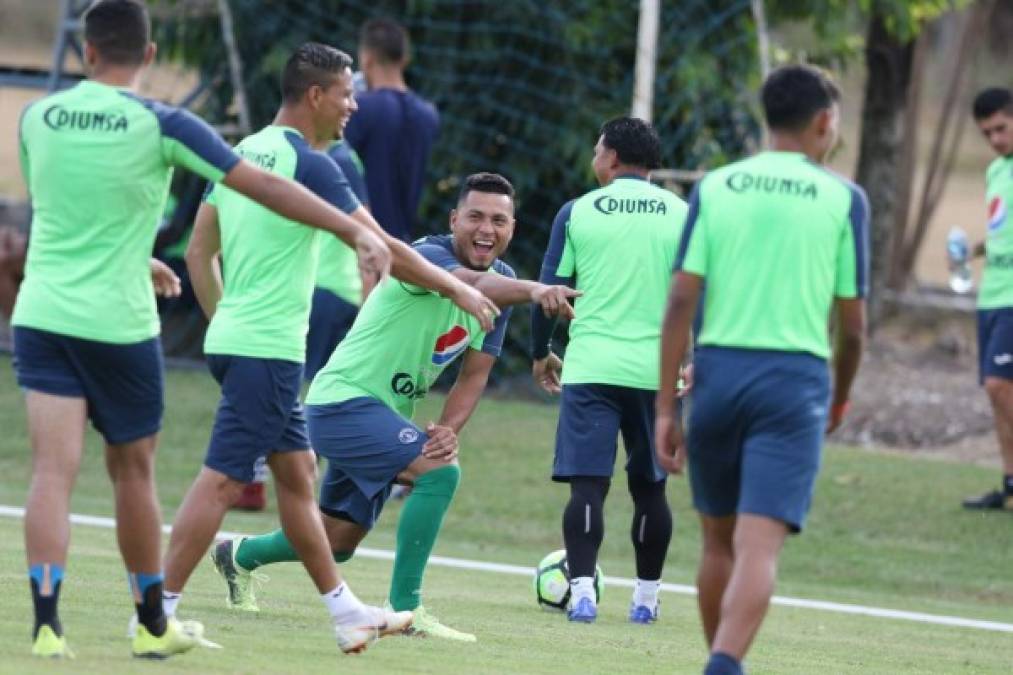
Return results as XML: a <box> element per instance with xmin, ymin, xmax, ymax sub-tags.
<box><xmin>12</xmin><ymin>0</ymin><xmax>396</xmax><ymax>660</ymax></box>
<box><xmin>655</xmin><ymin>65</ymin><xmax>868</xmax><ymax>675</ymax></box>
<box><xmin>963</xmin><ymin>87</ymin><xmax>1013</xmax><ymax>511</ymax></box>
<box><xmin>345</xmin><ymin>17</ymin><xmax>440</xmax><ymax>241</ymax></box>
<box><xmin>530</xmin><ymin>117</ymin><xmax>688</xmax><ymax>624</ymax></box>
<box><xmin>163</xmin><ymin>43</ymin><xmax>498</xmax><ymax>654</ymax></box>
<box><xmin>210</xmin><ymin>173</ymin><xmax>579</xmax><ymax>641</ymax></box>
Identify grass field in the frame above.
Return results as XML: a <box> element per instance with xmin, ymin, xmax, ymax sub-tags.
<box><xmin>0</xmin><ymin>355</ymin><xmax>1011</xmax><ymax>673</ymax></box>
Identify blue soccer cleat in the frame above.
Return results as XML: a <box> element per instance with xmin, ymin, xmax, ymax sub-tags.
<box><xmin>628</xmin><ymin>602</ymin><xmax>659</xmax><ymax>624</ymax></box>
<box><xmin>567</xmin><ymin>597</ymin><xmax>597</xmax><ymax>623</ymax></box>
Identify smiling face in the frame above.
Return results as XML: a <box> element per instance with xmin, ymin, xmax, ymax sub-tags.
<box><xmin>449</xmin><ymin>189</ymin><xmax>515</xmax><ymax>270</ymax></box>
<box><xmin>312</xmin><ymin>67</ymin><xmax>357</xmax><ymax>141</ymax></box>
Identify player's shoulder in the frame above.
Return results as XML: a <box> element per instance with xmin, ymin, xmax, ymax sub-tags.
<box><xmin>806</xmin><ymin>162</ymin><xmax>869</xmax><ymax>212</ymax></box>
<box><xmin>492</xmin><ymin>258</ymin><xmax>517</xmax><ymax>279</ymax></box>
<box><xmin>986</xmin><ymin>156</ymin><xmax>1012</xmax><ymax>184</ymax></box>
<box><xmin>412</xmin><ymin>233</ymin><xmax>454</xmax><ymax>255</ymax></box>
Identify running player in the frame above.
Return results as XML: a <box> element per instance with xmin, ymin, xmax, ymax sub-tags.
<box><xmin>13</xmin><ymin>0</ymin><xmax>393</xmax><ymax>660</ymax></box>
<box><xmin>530</xmin><ymin>117</ymin><xmax>688</xmax><ymax>624</ymax></box>
<box><xmin>162</xmin><ymin>43</ymin><xmax>498</xmax><ymax>655</ymax></box>
<box><xmin>655</xmin><ymin>65</ymin><xmax>868</xmax><ymax>675</ymax></box>
<box><xmin>210</xmin><ymin>173</ymin><xmax>578</xmax><ymax>641</ymax></box>
<box><xmin>963</xmin><ymin>87</ymin><xmax>1013</xmax><ymax>511</ymax></box>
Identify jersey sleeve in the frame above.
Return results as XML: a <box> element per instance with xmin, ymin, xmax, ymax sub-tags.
<box><xmin>413</xmin><ymin>242</ymin><xmax>461</xmax><ymax>272</ymax></box>
<box><xmin>675</xmin><ymin>182</ymin><xmax>707</xmax><ymax>276</ymax></box>
<box><xmin>153</xmin><ymin>105</ymin><xmax>240</xmax><ymax>182</ymax></box>
<box><xmin>531</xmin><ymin>201</ymin><xmax>575</xmax><ymax>359</ymax></box>
<box><xmin>835</xmin><ymin>183</ymin><xmax>871</xmax><ymax>298</ymax></box>
<box><xmin>17</xmin><ymin>106</ymin><xmax>31</xmax><ymax>193</ymax></box>
<box><xmin>476</xmin><ymin>262</ymin><xmax>517</xmax><ymax>356</ymax></box>
<box><xmin>295</xmin><ymin>149</ymin><xmax>360</xmax><ymax>215</ymax></box>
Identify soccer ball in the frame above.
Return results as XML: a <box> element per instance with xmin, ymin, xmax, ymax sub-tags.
<box><xmin>533</xmin><ymin>549</ymin><xmax>604</xmax><ymax>611</ymax></box>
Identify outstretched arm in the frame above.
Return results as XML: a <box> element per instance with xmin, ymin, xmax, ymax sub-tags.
<box><xmin>450</xmin><ymin>267</ymin><xmax>580</xmax><ymax>319</ymax></box>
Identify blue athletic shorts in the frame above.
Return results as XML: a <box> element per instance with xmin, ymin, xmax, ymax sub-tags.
<box><xmin>552</xmin><ymin>383</ymin><xmax>666</xmax><ymax>483</ymax></box>
<box><xmin>305</xmin><ymin>287</ymin><xmax>358</xmax><ymax>382</ymax></box>
<box><xmin>308</xmin><ymin>397</ymin><xmax>427</xmax><ymax>530</ymax></box>
<box><xmin>977</xmin><ymin>308</ymin><xmax>1013</xmax><ymax>383</ymax></box>
<box><xmin>12</xmin><ymin>326</ymin><xmax>163</xmax><ymax>444</ymax></box>
<box><xmin>687</xmin><ymin>346</ymin><xmax>829</xmax><ymax>533</ymax></box>
<box><xmin>204</xmin><ymin>354</ymin><xmax>309</xmax><ymax>483</ymax></box>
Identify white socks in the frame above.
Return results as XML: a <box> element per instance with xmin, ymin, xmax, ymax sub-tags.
<box><xmin>321</xmin><ymin>582</ymin><xmax>368</xmax><ymax>624</ymax></box>
<box><xmin>633</xmin><ymin>578</ymin><xmax>660</xmax><ymax>609</ymax></box>
<box><xmin>570</xmin><ymin>576</ymin><xmax>596</xmax><ymax>604</ymax></box>
<box><xmin>162</xmin><ymin>591</ymin><xmax>181</xmax><ymax>617</ymax></box>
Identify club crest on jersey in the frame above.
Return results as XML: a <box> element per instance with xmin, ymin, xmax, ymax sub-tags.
<box><xmin>432</xmin><ymin>325</ymin><xmax>470</xmax><ymax>365</ymax></box>
<box><xmin>398</xmin><ymin>427</ymin><xmax>420</xmax><ymax>444</ymax></box>
<box><xmin>988</xmin><ymin>196</ymin><xmax>1007</xmax><ymax>232</ymax></box>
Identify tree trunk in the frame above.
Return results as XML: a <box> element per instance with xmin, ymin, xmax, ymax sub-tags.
<box><xmin>854</xmin><ymin>10</ymin><xmax>916</xmax><ymax>330</ymax></box>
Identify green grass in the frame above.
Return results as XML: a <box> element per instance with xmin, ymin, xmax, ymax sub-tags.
<box><xmin>0</xmin><ymin>355</ymin><xmax>1011</xmax><ymax>673</ymax></box>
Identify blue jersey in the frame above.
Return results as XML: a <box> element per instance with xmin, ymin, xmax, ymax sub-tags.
<box><xmin>344</xmin><ymin>88</ymin><xmax>440</xmax><ymax>241</ymax></box>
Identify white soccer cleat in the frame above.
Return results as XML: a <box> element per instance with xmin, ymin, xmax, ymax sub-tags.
<box><xmin>333</xmin><ymin>605</ymin><xmax>414</xmax><ymax>654</ymax></box>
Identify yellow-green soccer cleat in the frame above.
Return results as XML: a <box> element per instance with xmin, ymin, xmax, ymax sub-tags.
<box><xmin>210</xmin><ymin>536</ymin><xmax>265</xmax><ymax>611</ymax></box>
<box><xmin>31</xmin><ymin>625</ymin><xmax>74</xmax><ymax>658</ymax></box>
<box><xmin>131</xmin><ymin>617</ymin><xmax>204</xmax><ymax>659</ymax></box>
<box><xmin>400</xmin><ymin>605</ymin><xmax>477</xmax><ymax>642</ymax></box>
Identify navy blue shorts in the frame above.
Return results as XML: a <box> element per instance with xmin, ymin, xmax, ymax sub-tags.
<box><xmin>552</xmin><ymin>383</ymin><xmax>666</xmax><ymax>483</ymax></box>
<box><xmin>12</xmin><ymin>326</ymin><xmax>163</xmax><ymax>444</ymax></box>
<box><xmin>687</xmin><ymin>346</ymin><xmax>829</xmax><ymax>533</ymax></box>
<box><xmin>305</xmin><ymin>288</ymin><xmax>358</xmax><ymax>382</ymax></box>
<box><xmin>977</xmin><ymin>308</ymin><xmax>1013</xmax><ymax>383</ymax></box>
<box><xmin>308</xmin><ymin>397</ymin><xmax>427</xmax><ymax>530</ymax></box>
<box><xmin>204</xmin><ymin>354</ymin><xmax>309</xmax><ymax>483</ymax></box>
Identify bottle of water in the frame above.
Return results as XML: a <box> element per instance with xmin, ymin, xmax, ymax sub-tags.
<box><xmin>946</xmin><ymin>227</ymin><xmax>973</xmax><ymax>294</ymax></box>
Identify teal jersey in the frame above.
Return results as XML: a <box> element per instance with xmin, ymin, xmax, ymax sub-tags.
<box><xmin>13</xmin><ymin>80</ymin><xmax>239</xmax><ymax>343</ymax></box>
<box><xmin>204</xmin><ymin>125</ymin><xmax>360</xmax><ymax>363</ymax></box>
<box><xmin>677</xmin><ymin>151</ymin><xmax>870</xmax><ymax>359</ymax></box>
<box><xmin>978</xmin><ymin>155</ymin><xmax>1013</xmax><ymax>310</ymax></box>
<box><xmin>307</xmin><ymin>235</ymin><xmax>514</xmax><ymax>418</ymax></box>
<box><xmin>532</xmin><ymin>176</ymin><xmax>688</xmax><ymax>389</ymax></box>
<box><xmin>316</xmin><ymin>140</ymin><xmax>369</xmax><ymax>305</ymax></box>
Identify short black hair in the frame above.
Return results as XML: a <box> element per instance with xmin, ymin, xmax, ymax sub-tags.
<box><xmin>280</xmin><ymin>42</ymin><xmax>353</xmax><ymax>103</ymax></box>
<box><xmin>598</xmin><ymin>117</ymin><xmax>662</xmax><ymax>170</ymax></box>
<box><xmin>83</xmin><ymin>0</ymin><xmax>150</xmax><ymax>66</ymax></box>
<box><xmin>360</xmin><ymin>18</ymin><xmax>410</xmax><ymax>65</ymax></box>
<box><xmin>973</xmin><ymin>88</ymin><xmax>1013</xmax><ymax>120</ymax></box>
<box><xmin>761</xmin><ymin>65</ymin><xmax>841</xmax><ymax>132</ymax></box>
<box><xmin>457</xmin><ymin>172</ymin><xmax>515</xmax><ymax>204</ymax></box>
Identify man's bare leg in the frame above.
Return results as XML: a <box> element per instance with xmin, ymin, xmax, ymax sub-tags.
<box><xmin>24</xmin><ymin>391</ymin><xmax>86</xmax><ymax>641</ymax></box>
<box><xmin>696</xmin><ymin>514</ymin><xmax>736</xmax><ymax>647</ymax></box>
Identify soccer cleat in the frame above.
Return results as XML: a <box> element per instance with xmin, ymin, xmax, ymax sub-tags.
<box><xmin>962</xmin><ymin>489</ymin><xmax>1013</xmax><ymax>510</ymax></box>
<box><xmin>399</xmin><ymin>605</ymin><xmax>476</xmax><ymax>642</ymax></box>
<box><xmin>567</xmin><ymin>596</ymin><xmax>597</xmax><ymax>623</ymax></box>
<box><xmin>231</xmin><ymin>482</ymin><xmax>266</xmax><ymax>511</ymax></box>
<box><xmin>211</xmin><ymin>537</ymin><xmax>265</xmax><ymax>611</ymax></box>
<box><xmin>629</xmin><ymin>602</ymin><xmax>659</xmax><ymax>624</ymax></box>
<box><xmin>131</xmin><ymin>617</ymin><xmax>204</xmax><ymax>659</ymax></box>
<box><xmin>334</xmin><ymin>606</ymin><xmax>414</xmax><ymax>654</ymax></box>
<box><xmin>32</xmin><ymin>625</ymin><xmax>74</xmax><ymax>658</ymax></box>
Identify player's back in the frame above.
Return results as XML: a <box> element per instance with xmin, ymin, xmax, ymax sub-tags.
<box><xmin>560</xmin><ymin>177</ymin><xmax>688</xmax><ymax>389</ymax></box>
<box><xmin>680</xmin><ymin>151</ymin><xmax>868</xmax><ymax>359</ymax></box>
<box><xmin>15</xmin><ymin>80</ymin><xmax>237</xmax><ymax>343</ymax></box>
<box><xmin>344</xmin><ymin>88</ymin><xmax>439</xmax><ymax>241</ymax></box>
<box><xmin>206</xmin><ymin>125</ymin><xmax>343</xmax><ymax>363</ymax></box>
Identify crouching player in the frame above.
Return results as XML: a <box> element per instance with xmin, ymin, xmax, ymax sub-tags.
<box><xmin>211</xmin><ymin>172</ymin><xmax>579</xmax><ymax>641</ymax></box>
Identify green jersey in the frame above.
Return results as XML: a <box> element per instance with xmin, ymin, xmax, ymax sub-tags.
<box><xmin>204</xmin><ymin>125</ymin><xmax>360</xmax><ymax>362</ymax></box>
<box><xmin>306</xmin><ymin>235</ymin><xmax>514</xmax><ymax>418</ymax></box>
<box><xmin>316</xmin><ymin>140</ymin><xmax>369</xmax><ymax>305</ymax></box>
<box><xmin>532</xmin><ymin>176</ymin><xmax>688</xmax><ymax>389</ymax></box>
<box><xmin>978</xmin><ymin>155</ymin><xmax>1013</xmax><ymax>310</ymax></box>
<box><xmin>13</xmin><ymin>80</ymin><xmax>239</xmax><ymax>343</ymax></box>
<box><xmin>677</xmin><ymin>151</ymin><xmax>870</xmax><ymax>359</ymax></box>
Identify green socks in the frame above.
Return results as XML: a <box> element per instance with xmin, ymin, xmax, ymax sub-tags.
<box><xmin>235</xmin><ymin>529</ymin><xmax>353</xmax><ymax>571</ymax></box>
<box><xmin>389</xmin><ymin>465</ymin><xmax>461</xmax><ymax>611</ymax></box>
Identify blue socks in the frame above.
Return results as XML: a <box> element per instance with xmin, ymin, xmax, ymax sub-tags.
<box><xmin>29</xmin><ymin>563</ymin><xmax>64</xmax><ymax>638</ymax></box>
<box><xmin>129</xmin><ymin>572</ymin><xmax>167</xmax><ymax>637</ymax></box>
<box><xmin>704</xmin><ymin>652</ymin><xmax>743</xmax><ymax>675</ymax></box>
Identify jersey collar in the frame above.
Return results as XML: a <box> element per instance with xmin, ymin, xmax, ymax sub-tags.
<box><xmin>614</xmin><ymin>173</ymin><xmax>648</xmax><ymax>182</ymax></box>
